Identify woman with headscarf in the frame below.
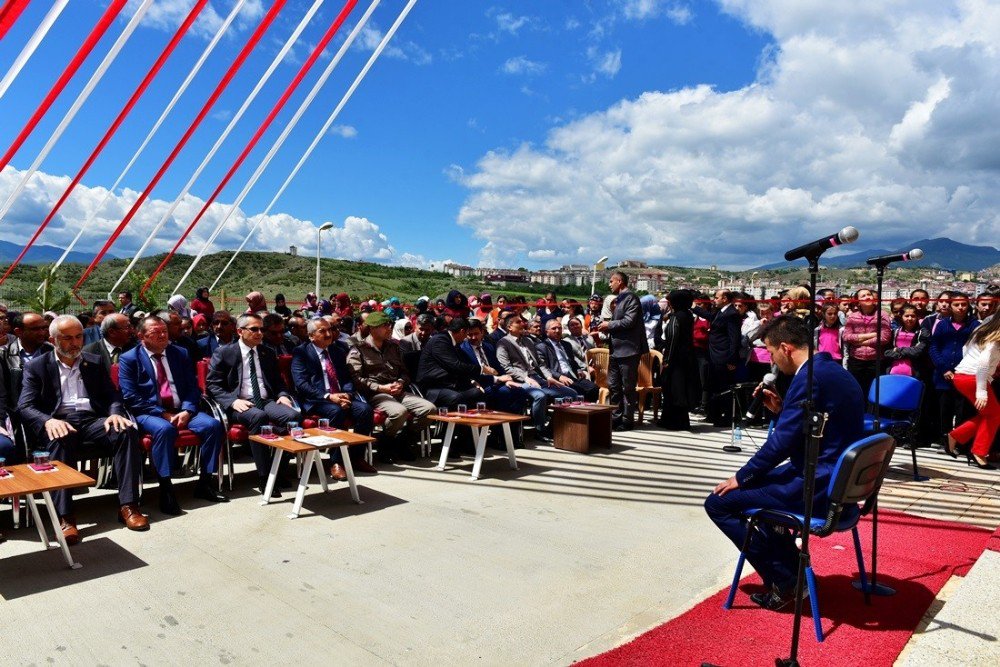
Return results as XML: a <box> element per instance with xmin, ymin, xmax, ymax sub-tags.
<box><xmin>168</xmin><ymin>294</ymin><xmax>190</xmax><ymax>319</ymax></box>
<box><xmin>654</xmin><ymin>289</ymin><xmax>700</xmax><ymax>430</ymax></box>
<box><xmin>190</xmin><ymin>287</ymin><xmax>215</xmax><ymax>318</ymax></box>
<box><xmin>245</xmin><ymin>291</ymin><xmax>267</xmax><ymax>315</ymax></box>
<box><xmin>333</xmin><ymin>293</ymin><xmax>353</xmax><ymax>318</ymax></box>
<box><xmin>303</xmin><ymin>292</ymin><xmax>320</xmax><ymax>313</ymax></box>
<box><xmin>318</xmin><ymin>299</ymin><xmax>334</xmax><ymax>316</ymax></box>
<box><xmin>392</xmin><ymin>317</ymin><xmax>413</xmax><ymax>340</ymax></box>
<box><xmin>640</xmin><ymin>294</ymin><xmax>661</xmax><ymax>351</ymax></box>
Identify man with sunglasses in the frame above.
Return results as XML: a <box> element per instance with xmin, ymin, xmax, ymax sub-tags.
<box><xmin>206</xmin><ymin>314</ymin><xmax>300</xmax><ymax>496</ymax></box>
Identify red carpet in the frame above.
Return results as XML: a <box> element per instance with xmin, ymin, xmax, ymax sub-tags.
<box><xmin>579</xmin><ymin>510</ymin><xmax>992</xmax><ymax>667</ymax></box>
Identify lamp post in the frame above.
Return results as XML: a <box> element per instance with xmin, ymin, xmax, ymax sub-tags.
<box><xmin>591</xmin><ymin>255</ymin><xmax>609</xmax><ymax>296</ymax></box>
<box><xmin>315</xmin><ymin>222</ymin><xmax>334</xmax><ymax>296</ymax></box>
<box><xmin>750</xmin><ymin>271</ymin><xmax>759</xmax><ymax>299</ymax></box>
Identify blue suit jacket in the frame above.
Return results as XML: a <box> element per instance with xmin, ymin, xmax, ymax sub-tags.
<box><xmin>119</xmin><ymin>344</ymin><xmax>202</xmax><ymax>417</ymax></box>
<box><xmin>735</xmin><ymin>352</ymin><xmax>864</xmax><ymax>507</ymax></box>
<box><xmin>459</xmin><ymin>340</ymin><xmax>501</xmax><ymax>386</ymax></box>
<box><xmin>290</xmin><ymin>342</ymin><xmax>356</xmax><ymax>408</ymax></box>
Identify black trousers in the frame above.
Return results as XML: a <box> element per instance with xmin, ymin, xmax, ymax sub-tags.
<box><xmin>608</xmin><ymin>354</ymin><xmax>641</xmax><ymax>424</ymax></box>
<box><xmin>707</xmin><ymin>362</ymin><xmax>734</xmax><ymax>427</ymax></box>
<box><xmin>425</xmin><ymin>386</ymin><xmax>484</xmax><ymax>410</ymax></box>
<box><xmin>228</xmin><ymin>400</ymin><xmax>300</xmax><ymax>476</ymax></box>
<box><xmin>42</xmin><ymin>411</ymin><xmax>142</xmax><ymax>516</ymax></box>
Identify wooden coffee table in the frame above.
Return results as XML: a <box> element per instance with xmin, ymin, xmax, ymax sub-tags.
<box><xmin>250</xmin><ymin>428</ymin><xmax>376</xmax><ymax>518</ymax></box>
<box><xmin>429</xmin><ymin>410</ymin><xmax>530</xmax><ymax>480</ymax></box>
<box><xmin>551</xmin><ymin>404</ymin><xmax>614</xmax><ymax>453</ymax></box>
<box><xmin>0</xmin><ymin>461</ymin><xmax>95</xmax><ymax>569</ymax></box>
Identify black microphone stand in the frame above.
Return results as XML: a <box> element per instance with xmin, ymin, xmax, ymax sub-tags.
<box><xmin>777</xmin><ymin>253</ymin><xmax>829</xmax><ymax>667</ymax></box>
<box><xmin>851</xmin><ymin>263</ymin><xmax>899</xmax><ymax>599</ymax></box>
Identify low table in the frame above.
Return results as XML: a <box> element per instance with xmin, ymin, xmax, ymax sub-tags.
<box><xmin>250</xmin><ymin>428</ymin><xmax>376</xmax><ymax>518</ymax></box>
<box><xmin>0</xmin><ymin>461</ymin><xmax>95</xmax><ymax>569</ymax></box>
<box><xmin>429</xmin><ymin>410</ymin><xmax>530</xmax><ymax>480</ymax></box>
<box><xmin>551</xmin><ymin>404</ymin><xmax>614</xmax><ymax>453</ymax></box>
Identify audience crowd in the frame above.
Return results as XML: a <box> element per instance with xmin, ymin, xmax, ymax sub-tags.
<box><xmin>0</xmin><ymin>280</ymin><xmax>996</xmax><ymax>545</ymax></box>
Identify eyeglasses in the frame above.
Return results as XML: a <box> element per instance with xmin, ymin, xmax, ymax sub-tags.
<box><xmin>242</xmin><ymin>326</ymin><xmax>264</xmax><ymax>333</ymax></box>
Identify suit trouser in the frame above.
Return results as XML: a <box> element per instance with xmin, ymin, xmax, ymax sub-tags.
<box><xmin>707</xmin><ymin>362</ymin><xmax>734</xmax><ymax>425</ymax></box>
<box><xmin>228</xmin><ymin>400</ymin><xmax>300</xmax><ymax>476</ymax></box>
<box><xmin>570</xmin><ymin>377</ymin><xmax>599</xmax><ymax>402</ymax></box>
<box><xmin>368</xmin><ymin>393</ymin><xmax>435</xmax><ymax>436</ymax></box>
<box><xmin>425</xmin><ymin>387</ymin><xmax>484</xmax><ymax>410</ymax></box>
<box><xmin>523</xmin><ymin>379</ymin><xmax>577</xmax><ymax>430</ymax></box>
<box><xmin>703</xmin><ymin>465</ymin><xmax>803</xmax><ymax>591</ymax></box>
<box><xmin>304</xmin><ymin>399</ymin><xmax>374</xmax><ymax>464</ymax></box>
<box><xmin>608</xmin><ymin>354</ymin><xmax>641</xmax><ymax>424</ymax></box>
<box><xmin>483</xmin><ymin>384</ymin><xmax>529</xmax><ymax>414</ymax></box>
<box><xmin>135</xmin><ymin>412</ymin><xmax>224</xmax><ymax>477</ymax></box>
<box><xmin>42</xmin><ymin>411</ymin><xmax>142</xmax><ymax>516</ymax></box>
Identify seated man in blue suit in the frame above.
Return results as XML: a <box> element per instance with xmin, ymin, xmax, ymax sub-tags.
<box><xmin>705</xmin><ymin>316</ymin><xmax>864</xmax><ymax>610</ymax></box>
<box><xmin>119</xmin><ymin>316</ymin><xmax>228</xmax><ymax>515</ymax></box>
<box><xmin>291</xmin><ymin>317</ymin><xmax>375</xmax><ymax>481</ymax></box>
<box><xmin>460</xmin><ymin>319</ymin><xmax>528</xmax><ymax>415</ymax></box>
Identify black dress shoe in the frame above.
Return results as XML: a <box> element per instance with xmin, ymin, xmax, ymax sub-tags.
<box><xmin>194</xmin><ymin>479</ymin><xmax>229</xmax><ymax>503</ymax></box>
<box><xmin>750</xmin><ymin>585</ymin><xmax>807</xmax><ymax>611</ymax></box>
<box><xmin>258</xmin><ymin>477</ymin><xmax>282</xmax><ymax>499</ymax></box>
<box><xmin>159</xmin><ymin>489</ymin><xmax>182</xmax><ymax>516</ymax></box>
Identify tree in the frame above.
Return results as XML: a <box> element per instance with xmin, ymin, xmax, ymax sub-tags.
<box><xmin>30</xmin><ymin>264</ymin><xmax>72</xmax><ymax>314</ymax></box>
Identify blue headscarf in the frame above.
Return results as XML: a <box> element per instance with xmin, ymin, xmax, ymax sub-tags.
<box><xmin>640</xmin><ymin>294</ymin><xmax>661</xmax><ymax>323</ymax></box>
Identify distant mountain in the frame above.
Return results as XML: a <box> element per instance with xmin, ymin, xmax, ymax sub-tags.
<box><xmin>0</xmin><ymin>240</ymin><xmax>106</xmax><ymax>266</ymax></box>
<box><xmin>756</xmin><ymin>237</ymin><xmax>1000</xmax><ymax>271</ymax></box>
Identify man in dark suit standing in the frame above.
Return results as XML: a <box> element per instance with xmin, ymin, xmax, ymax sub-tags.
<box><xmin>206</xmin><ymin>313</ymin><xmax>300</xmax><ymax>495</ymax></box>
<box><xmin>536</xmin><ymin>319</ymin><xmax>599</xmax><ymax>402</ymax></box>
<box><xmin>17</xmin><ymin>315</ymin><xmax>147</xmax><ymax>543</ymax></box>
<box><xmin>290</xmin><ymin>317</ymin><xmax>376</xmax><ymax>480</ymax></box>
<box><xmin>416</xmin><ymin>317</ymin><xmax>494</xmax><ymax>409</ymax></box>
<box><xmin>705</xmin><ymin>316</ymin><xmax>864</xmax><ymax>609</ymax></box>
<box><xmin>82</xmin><ymin>313</ymin><xmax>135</xmax><ymax>370</ymax></box>
<box><xmin>597</xmin><ymin>271</ymin><xmax>648</xmax><ymax>430</ymax></box>
<box><xmin>701</xmin><ymin>290</ymin><xmax>743</xmax><ymax>427</ymax></box>
<box><xmin>118</xmin><ymin>291</ymin><xmax>137</xmax><ymax>317</ymax></box>
<box><xmin>119</xmin><ymin>316</ymin><xmax>228</xmax><ymax>515</ymax></box>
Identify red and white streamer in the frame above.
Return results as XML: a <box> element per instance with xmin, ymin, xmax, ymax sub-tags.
<box><xmin>0</xmin><ymin>0</ymin><xmax>31</xmax><ymax>41</ymax></box>
<box><xmin>208</xmin><ymin>0</ymin><xmax>420</xmax><ymax>292</ymax></box>
<box><xmin>48</xmin><ymin>0</ymin><xmax>248</xmax><ymax>283</ymax></box>
<box><xmin>108</xmin><ymin>0</ymin><xmax>330</xmax><ymax>298</ymax></box>
<box><xmin>0</xmin><ymin>0</ymin><xmax>153</xmax><ymax>227</ymax></box>
<box><xmin>73</xmin><ymin>0</ymin><xmax>290</xmax><ymax>293</ymax></box>
<box><xmin>0</xmin><ymin>0</ymin><xmax>208</xmax><ymax>286</ymax></box>
<box><xmin>0</xmin><ymin>0</ymin><xmax>69</xmax><ymax>103</ymax></box>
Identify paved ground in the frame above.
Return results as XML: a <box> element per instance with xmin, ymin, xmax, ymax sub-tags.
<box><xmin>0</xmin><ymin>420</ymin><xmax>997</xmax><ymax>666</ymax></box>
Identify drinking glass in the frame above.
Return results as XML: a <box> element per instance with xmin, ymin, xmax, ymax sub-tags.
<box><xmin>261</xmin><ymin>425</ymin><xmax>274</xmax><ymax>439</ymax></box>
<box><xmin>318</xmin><ymin>418</ymin><xmax>332</xmax><ymax>431</ymax></box>
<box><xmin>0</xmin><ymin>456</ymin><xmax>7</xmax><ymax>477</ymax></box>
<box><xmin>437</xmin><ymin>407</ymin><xmax>449</xmax><ymax>417</ymax></box>
<box><xmin>33</xmin><ymin>450</ymin><xmax>51</xmax><ymax>466</ymax></box>
<box><xmin>457</xmin><ymin>404</ymin><xmax>468</xmax><ymax>415</ymax></box>
<box><xmin>289</xmin><ymin>422</ymin><xmax>304</xmax><ymax>438</ymax></box>
<box><xmin>476</xmin><ymin>401</ymin><xmax>487</xmax><ymax>413</ymax></box>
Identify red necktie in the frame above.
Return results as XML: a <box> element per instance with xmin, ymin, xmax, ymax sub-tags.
<box><xmin>321</xmin><ymin>349</ymin><xmax>341</xmax><ymax>393</ymax></box>
<box><xmin>152</xmin><ymin>353</ymin><xmax>173</xmax><ymax>408</ymax></box>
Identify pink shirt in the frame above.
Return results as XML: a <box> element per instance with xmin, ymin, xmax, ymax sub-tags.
<box><xmin>817</xmin><ymin>326</ymin><xmax>843</xmax><ymax>360</ymax></box>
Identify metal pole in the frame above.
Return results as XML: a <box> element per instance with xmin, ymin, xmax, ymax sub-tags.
<box><xmin>316</xmin><ymin>227</ymin><xmax>323</xmax><ymax>296</ymax></box>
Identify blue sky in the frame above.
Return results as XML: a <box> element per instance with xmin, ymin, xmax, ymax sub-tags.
<box><xmin>0</xmin><ymin>1</ymin><xmax>997</xmax><ymax>272</ymax></box>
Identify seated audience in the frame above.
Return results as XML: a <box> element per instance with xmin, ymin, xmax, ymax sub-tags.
<box><xmin>416</xmin><ymin>317</ymin><xmax>494</xmax><ymax>409</ymax></box>
<box><xmin>83</xmin><ymin>299</ymin><xmax>116</xmax><ymax>345</ymax></box>
<box><xmin>536</xmin><ymin>319</ymin><xmax>599</xmax><ymax>401</ymax></box>
<box><xmin>83</xmin><ymin>312</ymin><xmax>136</xmax><ymax>369</ymax></box>
<box><xmin>460</xmin><ymin>319</ymin><xmax>528</xmax><ymax>414</ymax></box>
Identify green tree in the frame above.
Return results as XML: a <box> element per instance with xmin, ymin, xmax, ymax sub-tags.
<box><xmin>30</xmin><ymin>264</ymin><xmax>72</xmax><ymax>313</ymax></box>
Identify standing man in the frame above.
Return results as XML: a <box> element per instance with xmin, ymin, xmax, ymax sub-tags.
<box><xmin>206</xmin><ymin>314</ymin><xmax>300</xmax><ymax>496</ymax></box>
<box><xmin>705</xmin><ymin>316</ymin><xmax>864</xmax><ymax>609</ymax></box>
<box><xmin>118</xmin><ymin>291</ymin><xmax>137</xmax><ymax>317</ymax></box>
<box><xmin>17</xmin><ymin>315</ymin><xmax>148</xmax><ymax>542</ymax></box>
<box><xmin>597</xmin><ymin>271</ymin><xmax>647</xmax><ymax>430</ymax></box>
<box><xmin>700</xmin><ymin>290</ymin><xmax>743</xmax><ymax>427</ymax></box>
<box><xmin>119</xmin><ymin>316</ymin><xmax>228</xmax><ymax>514</ymax></box>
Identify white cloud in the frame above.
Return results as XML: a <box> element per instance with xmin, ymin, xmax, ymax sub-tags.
<box><xmin>0</xmin><ymin>167</ymin><xmax>407</xmax><ymax>266</ymax></box>
<box><xmin>355</xmin><ymin>24</ymin><xmax>432</xmax><ymax>65</ymax></box>
<box><xmin>126</xmin><ymin>0</ymin><xmax>256</xmax><ymax>40</ymax></box>
<box><xmin>457</xmin><ymin>0</ymin><xmax>1000</xmax><ymax>269</ymax></box>
<box><xmin>621</xmin><ymin>1</ymin><xmax>693</xmax><ymax>24</ymax></box>
<box><xmin>501</xmin><ymin>56</ymin><xmax>547</xmax><ymax>76</ymax></box>
<box><xmin>495</xmin><ymin>13</ymin><xmax>531</xmax><ymax>35</ymax></box>
<box><xmin>586</xmin><ymin>47</ymin><xmax>623</xmax><ymax>80</ymax></box>
<box><xmin>328</xmin><ymin>125</ymin><xmax>358</xmax><ymax>139</ymax></box>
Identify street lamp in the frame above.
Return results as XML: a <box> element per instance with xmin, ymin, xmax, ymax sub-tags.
<box><xmin>316</xmin><ymin>222</ymin><xmax>334</xmax><ymax>296</ymax></box>
<box><xmin>750</xmin><ymin>271</ymin><xmax>759</xmax><ymax>298</ymax></box>
<box><xmin>591</xmin><ymin>255</ymin><xmax>609</xmax><ymax>296</ymax></box>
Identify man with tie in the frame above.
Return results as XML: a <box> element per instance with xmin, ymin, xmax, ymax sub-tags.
<box><xmin>496</xmin><ymin>315</ymin><xmax>577</xmax><ymax>442</ymax></box>
<box><xmin>16</xmin><ymin>315</ymin><xmax>147</xmax><ymax>542</ymax></box>
<box><xmin>460</xmin><ymin>319</ymin><xmax>528</xmax><ymax>414</ymax></box>
<box><xmin>118</xmin><ymin>316</ymin><xmax>228</xmax><ymax>515</ymax></box>
<box><xmin>83</xmin><ymin>313</ymin><xmax>135</xmax><ymax>370</ymax></box>
<box><xmin>416</xmin><ymin>317</ymin><xmax>494</xmax><ymax>409</ymax></box>
<box><xmin>206</xmin><ymin>314</ymin><xmax>300</xmax><ymax>496</ymax></box>
<box><xmin>564</xmin><ymin>317</ymin><xmax>596</xmax><ymax>369</ymax></box>
<box><xmin>198</xmin><ymin>311</ymin><xmax>237</xmax><ymax>358</ymax></box>
<box><xmin>291</xmin><ymin>317</ymin><xmax>376</xmax><ymax>481</ymax></box>
<box><xmin>537</xmin><ymin>319</ymin><xmax>599</xmax><ymax>402</ymax></box>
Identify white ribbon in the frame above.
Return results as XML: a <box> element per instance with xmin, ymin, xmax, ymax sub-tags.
<box><xmin>0</xmin><ymin>0</ymin><xmax>70</xmax><ymax>103</ymax></box>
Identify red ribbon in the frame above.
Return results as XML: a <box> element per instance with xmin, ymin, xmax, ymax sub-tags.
<box><xmin>0</xmin><ymin>0</ymin><xmax>31</xmax><ymax>42</ymax></box>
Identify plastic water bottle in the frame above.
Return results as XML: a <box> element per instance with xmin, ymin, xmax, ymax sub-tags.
<box><xmin>733</xmin><ymin>425</ymin><xmax>743</xmax><ymax>447</ymax></box>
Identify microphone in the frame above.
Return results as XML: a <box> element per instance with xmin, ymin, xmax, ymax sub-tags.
<box><xmin>783</xmin><ymin>226</ymin><xmax>859</xmax><ymax>262</ymax></box>
<box><xmin>744</xmin><ymin>373</ymin><xmax>778</xmax><ymax>420</ymax></box>
<box><xmin>865</xmin><ymin>248</ymin><xmax>924</xmax><ymax>267</ymax></box>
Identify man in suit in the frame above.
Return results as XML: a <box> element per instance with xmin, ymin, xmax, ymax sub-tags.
<box><xmin>119</xmin><ymin>316</ymin><xmax>228</xmax><ymax>514</ymax></box>
<box><xmin>206</xmin><ymin>313</ymin><xmax>300</xmax><ymax>495</ymax></box>
<box><xmin>82</xmin><ymin>313</ymin><xmax>135</xmax><ymax>370</ymax></box>
<box><xmin>537</xmin><ymin>319</ymin><xmax>599</xmax><ymax>402</ymax></box>
<box><xmin>496</xmin><ymin>315</ymin><xmax>577</xmax><ymax>441</ymax></box>
<box><xmin>399</xmin><ymin>314</ymin><xmax>435</xmax><ymax>354</ymax></box>
<box><xmin>261</xmin><ymin>313</ymin><xmax>296</xmax><ymax>357</ymax></box>
<box><xmin>290</xmin><ymin>317</ymin><xmax>376</xmax><ymax>480</ymax></box>
<box><xmin>564</xmin><ymin>317</ymin><xmax>596</xmax><ymax>370</ymax></box>
<box><xmin>1</xmin><ymin>312</ymin><xmax>53</xmax><ymax>405</ymax></box>
<box><xmin>16</xmin><ymin>315</ymin><xmax>148</xmax><ymax>542</ymax></box>
<box><xmin>198</xmin><ymin>311</ymin><xmax>237</xmax><ymax>358</ymax></box>
<box><xmin>487</xmin><ymin>310</ymin><xmax>515</xmax><ymax>347</ymax></box>
<box><xmin>164</xmin><ymin>311</ymin><xmax>203</xmax><ymax>363</ymax></box>
<box><xmin>83</xmin><ymin>300</ymin><xmax>116</xmax><ymax>345</ymax></box>
<box><xmin>705</xmin><ymin>316</ymin><xmax>864</xmax><ymax>610</ymax></box>
<box><xmin>697</xmin><ymin>289</ymin><xmax>743</xmax><ymax>427</ymax></box>
<box><xmin>416</xmin><ymin>317</ymin><xmax>494</xmax><ymax>409</ymax></box>
<box><xmin>460</xmin><ymin>319</ymin><xmax>528</xmax><ymax>415</ymax></box>
<box><xmin>597</xmin><ymin>271</ymin><xmax>648</xmax><ymax>430</ymax></box>
<box><xmin>118</xmin><ymin>291</ymin><xmax>137</xmax><ymax>317</ymax></box>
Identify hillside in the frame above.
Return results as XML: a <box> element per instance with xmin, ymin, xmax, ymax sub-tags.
<box><xmin>756</xmin><ymin>237</ymin><xmax>1000</xmax><ymax>271</ymax></box>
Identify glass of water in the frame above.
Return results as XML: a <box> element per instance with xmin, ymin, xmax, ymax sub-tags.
<box><xmin>457</xmin><ymin>404</ymin><xmax>468</xmax><ymax>415</ymax></box>
<box><xmin>476</xmin><ymin>401</ymin><xmax>487</xmax><ymax>413</ymax></box>
<box><xmin>261</xmin><ymin>425</ymin><xmax>274</xmax><ymax>439</ymax></box>
<box><xmin>437</xmin><ymin>407</ymin><xmax>449</xmax><ymax>417</ymax></box>
<box><xmin>318</xmin><ymin>418</ymin><xmax>331</xmax><ymax>431</ymax></box>
<box><xmin>289</xmin><ymin>422</ymin><xmax>304</xmax><ymax>438</ymax></box>
<box><xmin>33</xmin><ymin>450</ymin><xmax>51</xmax><ymax>466</ymax></box>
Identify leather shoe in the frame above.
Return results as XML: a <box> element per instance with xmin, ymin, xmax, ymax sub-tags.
<box><xmin>750</xmin><ymin>585</ymin><xmax>807</xmax><ymax>612</ymax></box>
<box><xmin>159</xmin><ymin>488</ymin><xmax>182</xmax><ymax>516</ymax></box>
<box><xmin>258</xmin><ymin>476</ymin><xmax>281</xmax><ymax>499</ymax></box>
<box><xmin>60</xmin><ymin>515</ymin><xmax>80</xmax><ymax>546</ymax></box>
<box><xmin>352</xmin><ymin>458</ymin><xmax>377</xmax><ymax>475</ymax></box>
<box><xmin>118</xmin><ymin>504</ymin><xmax>150</xmax><ymax>531</ymax></box>
<box><xmin>193</xmin><ymin>481</ymin><xmax>229</xmax><ymax>503</ymax></box>
<box><xmin>329</xmin><ymin>463</ymin><xmax>348</xmax><ymax>481</ymax></box>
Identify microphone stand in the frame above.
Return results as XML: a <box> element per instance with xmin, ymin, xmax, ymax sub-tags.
<box><xmin>777</xmin><ymin>253</ymin><xmax>829</xmax><ymax>667</ymax></box>
<box><xmin>851</xmin><ymin>263</ymin><xmax>898</xmax><ymax>599</ymax></box>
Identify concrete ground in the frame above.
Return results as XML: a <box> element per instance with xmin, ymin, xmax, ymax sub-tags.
<box><xmin>0</xmin><ymin>420</ymin><xmax>997</xmax><ymax>666</ymax></box>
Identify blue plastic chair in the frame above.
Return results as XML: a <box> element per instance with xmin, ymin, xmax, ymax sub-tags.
<box><xmin>864</xmin><ymin>375</ymin><xmax>925</xmax><ymax>480</ymax></box>
<box><xmin>723</xmin><ymin>433</ymin><xmax>896</xmax><ymax>642</ymax></box>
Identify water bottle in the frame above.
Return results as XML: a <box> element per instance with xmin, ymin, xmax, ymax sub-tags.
<box><xmin>733</xmin><ymin>425</ymin><xmax>743</xmax><ymax>447</ymax></box>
